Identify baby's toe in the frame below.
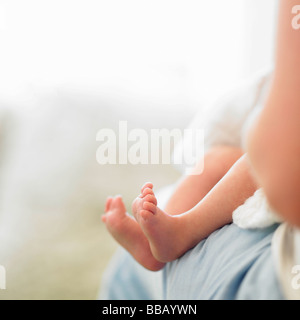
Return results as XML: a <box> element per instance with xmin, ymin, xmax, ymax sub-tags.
<box><xmin>144</xmin><ymin>194</ymin><xmax>157</xmax><ymax>206</ymax></box>
<box><xmin>105</xmin><ymin>197</ymin><xmax>113</xmax><ymax>212</ymax></box>
<box><xmin>112</xmin><ymin>196</ymin><xmax>126</xmax><ymax>212</ymax></box>
<box><xmin>142</xmin><ymin>187</ymin><xmax>154</xmax><ymax>198</ymax></box>
<box><xmin>143</xmin><ymin>200</ymin><xmax>157</xmax><ymax>214</ymax></box>
<box><xmin>139</xmin><ymin>209</ymin><xmax>155</xmax><ymax>221</ymax></box>
<box><xmin>141</xmin><ymin>182</ymin><xmax>153</xmax><ymax>193</ymax></box>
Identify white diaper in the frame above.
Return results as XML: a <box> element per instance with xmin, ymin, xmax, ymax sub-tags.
<box><xmin>232</xmin><ymin>188</ymin><xmax>282</xmax><ymax>229</ymax></box>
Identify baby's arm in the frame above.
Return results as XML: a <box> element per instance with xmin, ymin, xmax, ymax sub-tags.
<box><xmin>247</xmin><ymin>0</ymin><xmax>300</xmax><ymax>227</ymax></box>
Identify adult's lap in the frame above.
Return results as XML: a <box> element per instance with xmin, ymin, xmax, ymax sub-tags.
<box><xmin>100</xmin><ymin>223</ymin><xmax>284</xmax><ymax>300</ymax></box>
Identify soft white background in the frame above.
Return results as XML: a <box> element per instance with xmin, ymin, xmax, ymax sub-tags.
<box><xmin>0</xmin><ymin>0</ymin><xmax>278</xmax><ymax>299</ymax></box>
<box><xmin>0</xmin><ymin>0</ymin><xmax>277</xmax><ymax>111</ymax></box>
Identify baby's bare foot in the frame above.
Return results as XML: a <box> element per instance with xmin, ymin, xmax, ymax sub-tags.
<box><xmin>133</xmin><ymin>184</ymin><xmax>192</xmax><ymax>263</ymax></box>
<box><xmin>102</xmin><ymin>195</ymin><xmax>164</xmax><ymax>271</ymax></box>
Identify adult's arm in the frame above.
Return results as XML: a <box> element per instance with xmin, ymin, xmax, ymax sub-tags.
<box><xmin>247</xmin><ymin>0</ymin><xmax>300</xmax><ymax>227</ymax></box>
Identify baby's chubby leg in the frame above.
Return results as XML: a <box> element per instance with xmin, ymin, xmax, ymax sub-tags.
<box><xmin>133</xmin><ymin>155</ymin><xmax>258</xmax><ymax>263</ymax></box>
<box><xmin>102</xmin><ymin>192</ymin><xmax>165</xmax><ymax>271</ymax></box>
<box><xmin>164</xmin><ymin>146</ymin><xmax>244</xmax><ymax>214</ymax></box>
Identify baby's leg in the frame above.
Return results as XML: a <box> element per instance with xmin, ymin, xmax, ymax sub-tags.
<box><xmin>165</xmin><ymin>146</ymin><xmax>244</xmax><ymax>214</ymax></box>
<box><xmin>133</xmin><ymin>154</ymin><xmax>258</xmax><ymax>262</ymax></box>
<box><xmin>102</xmin><ymin>146</ymin><xmax>244</xmax><ymax>267</ymax></box>
<box><xmin>102</xmin><ymin>194</ymin><xmax>165</xmax><ymax>271</ymax></box>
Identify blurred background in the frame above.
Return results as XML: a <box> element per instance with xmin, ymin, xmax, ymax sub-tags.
<box><xmin>0</xmin><ymin>0</ymin><xmax>278</xmax><ymax>299</ymax></box>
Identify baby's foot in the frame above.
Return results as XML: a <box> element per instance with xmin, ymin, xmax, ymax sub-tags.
<box><xmin>132</xmin><ymin>184</ymin><xmax>191</xmax><ymax>263</ymax></box>
<box><xmin>102</xmin><ymin>195</ymin><xmax>165</xmax><ymax>271</ymax></box>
